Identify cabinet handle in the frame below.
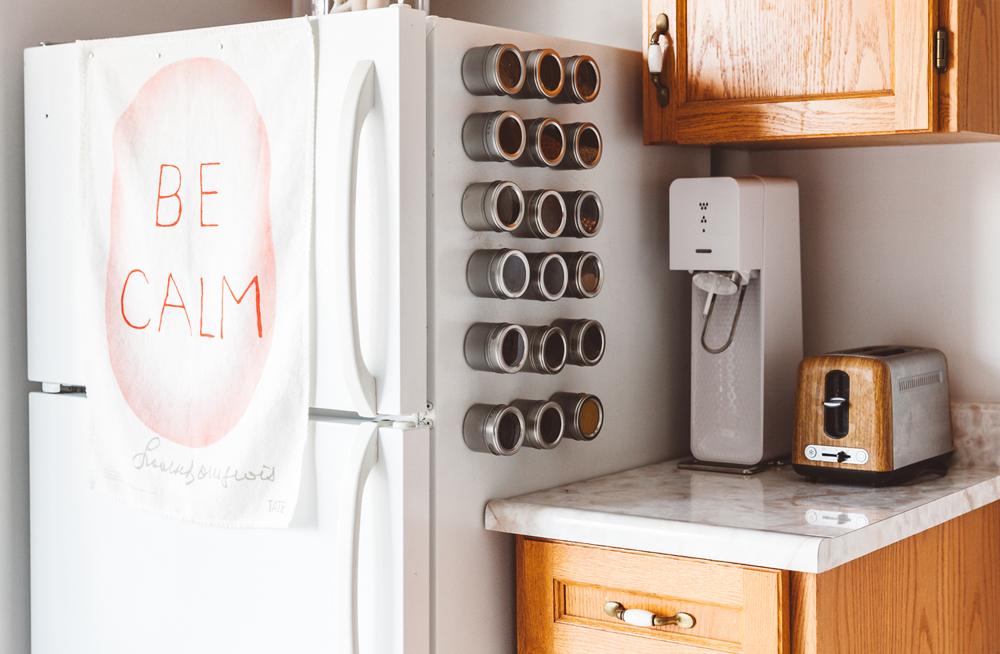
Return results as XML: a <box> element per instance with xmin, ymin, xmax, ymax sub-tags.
<box><xmin>647</xmin><ymin>13</ymin><xmax>670</xmax><ymax>107</ymax></box>
<box><xmin>604</xmin><ymin>601</ymin><xmax>695</xmax><ymax>629</ymax></box>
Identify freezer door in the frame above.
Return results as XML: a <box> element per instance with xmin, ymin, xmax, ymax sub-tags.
<box><xmin>23</xmin><ymin>7</ymin><xmax>427</xmax><ymax>416</ymax></box>
<box><xmin>29</xmin><ymin>392</ymin><xmax>429</xmax><ymax>654</ymax></box>
<box><xmin>24</xmin><ymin>42</ymin><xmax>86</xmax><ymax>388</ymax></box>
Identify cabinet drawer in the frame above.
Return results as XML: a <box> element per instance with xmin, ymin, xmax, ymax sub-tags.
<box><xmin>517</xmin><ymin>537</ymin><xmax>788</xmax><ymax>654</ymax></box>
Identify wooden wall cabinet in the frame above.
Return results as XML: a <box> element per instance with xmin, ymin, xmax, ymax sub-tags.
<box><xmin>643</xmin><ymin>0</ymin><xmax>1000</xmax><ymax>146</ymax></box>
<box><xmin>517</xmin><ymin>501</ymin><xmax>1000</xmax><ymax>653</ymax></box>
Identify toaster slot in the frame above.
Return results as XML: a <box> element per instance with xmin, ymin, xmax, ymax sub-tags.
<box><xmin>868</xmin><ymin>346</ymin><xmax>909</xmax><ymax>357</ymax></box>
<box><xmin>823</xmin><ymin>370</ymin><xmax>850</xmax><ymax>438</ymax></box>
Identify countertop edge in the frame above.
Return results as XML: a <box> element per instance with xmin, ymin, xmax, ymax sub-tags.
<box><xmin>486</xmin><ymin>472</ymin><xmax>1000</xmax><ymax>574</ymax></box>
<box><xmin>816</xmin><ymin>474</ymin><xmax>1000</xmax><ymax>572</ymax></box>
<box><xmin>485</xmin><ymin>499</ymin><xmax>827</xmax><ymax>573</ymax></box>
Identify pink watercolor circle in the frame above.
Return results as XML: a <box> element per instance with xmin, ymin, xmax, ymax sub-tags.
<box><xmin>105</xmin><ymin>58</ymin><xmax>276</xmax><ymax>448</ymax></box>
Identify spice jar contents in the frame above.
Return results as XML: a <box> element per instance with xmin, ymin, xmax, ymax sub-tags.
<box><xmin>578</xmin><ymin>398</ymin><xmax>601</xmax><ymax>437</ymax></box>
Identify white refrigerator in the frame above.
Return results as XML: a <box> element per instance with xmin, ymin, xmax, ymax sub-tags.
<box><xmin>24</xmin><ymin>6</ymin><xmax>703</xmax><ymax>654</ymax></box>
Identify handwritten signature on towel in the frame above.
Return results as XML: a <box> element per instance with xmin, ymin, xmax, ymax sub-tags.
<box><xmin>131</xmin><ymin>437</ymin><xmax>275</xmax><ymax>488</ymax></box>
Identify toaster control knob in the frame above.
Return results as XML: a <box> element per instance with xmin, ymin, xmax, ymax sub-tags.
<box><xmin>805</xmin><ymin>446</ymin><xmax>818</xmax><ymax>459</ymax></box>
<box><xmin>856</xmin><ymin>450</ymin><xmax>869</xmax><ymax>464</ymax></box>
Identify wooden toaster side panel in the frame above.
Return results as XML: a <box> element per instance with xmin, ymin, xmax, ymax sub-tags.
<box><xmin>793</xmin><ymin>356</ymin><xmax>892</xmax><ymax>471</ymax></box>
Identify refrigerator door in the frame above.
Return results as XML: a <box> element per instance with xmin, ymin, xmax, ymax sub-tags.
<box><xmin>29</xmin><ymin>392</ymin><xmax>429</xmax><ymax>654</ymax></box>
<box><xmin>23</xmin><ymin>7</ymin><xmax>427</xmax><ymax>416</ymax></box>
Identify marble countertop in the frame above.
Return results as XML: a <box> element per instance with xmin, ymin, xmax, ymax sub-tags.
<box><xmin>485</xmin><ymin>460</ymin><xmax>1000</xmax><ymax>573</ymax></box>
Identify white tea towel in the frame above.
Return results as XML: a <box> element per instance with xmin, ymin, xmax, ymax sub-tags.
<box><xmin>79</xmin><ymin>19</ymin><xmax>315</xmax><ymax>527</ymax></box>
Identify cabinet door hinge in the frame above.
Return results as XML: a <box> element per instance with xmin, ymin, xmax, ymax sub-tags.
<box><xmin>935</xmin><ymin>27</ymin><xmax>949</xmax><ymax>73</ymax></box>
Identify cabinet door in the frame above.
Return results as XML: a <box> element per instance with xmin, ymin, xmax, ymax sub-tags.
<box><xmin>644</xmin><ymin>0</ymin><xmax>934</xmax><ymax>144</ymax></box>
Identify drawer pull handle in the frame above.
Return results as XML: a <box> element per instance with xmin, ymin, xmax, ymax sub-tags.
<box><xmin>604</xmin><ymin>601</ymin><xmax>695</xmax><ymax>629</ymax></box>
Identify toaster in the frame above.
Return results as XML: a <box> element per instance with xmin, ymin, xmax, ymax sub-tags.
<box><xmin>792</xmin><ymin>345</ymin><xmax>952</xmax><ymax>485</ymax></box>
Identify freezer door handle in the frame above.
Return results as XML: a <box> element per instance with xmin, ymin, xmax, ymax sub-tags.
<box><xmin>334</xmin><ymin>59</ymin><xmax>379</xmax><ymax>417</ymax></box>
<box><xmin>335</xmin><ymin>421</ymin><xmax>380</xmax><ymax>654</ymax></box>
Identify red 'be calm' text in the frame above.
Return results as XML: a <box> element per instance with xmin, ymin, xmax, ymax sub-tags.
<box><xmin>118</xmin><ymin>162</ymin><xmax>263</xmax><ymax>339</ymax></box>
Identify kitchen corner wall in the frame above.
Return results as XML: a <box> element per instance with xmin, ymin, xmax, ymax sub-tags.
<box><xmin>714</xmin><ymin>145</ymin><xmax>1000</xmax><ymax>403</ymax></box>
<box><xmin>0</xmin><ymin>2</ymin><xmax>288</xmax><ymax>652</ymax></box>
<box><xmin>432</xmin><ymin>0</ymin><xmax>643</xmax><ymax>49</ymax></box>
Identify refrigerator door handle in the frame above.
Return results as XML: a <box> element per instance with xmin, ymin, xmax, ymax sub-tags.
<box><xmin>334</xmin><ymin>59</ymin><xmax>379</xmax><ymax>417</ymax></box>
<box><xmin>335</xmin><ymin>421</ymin><xmax>380</xmax><ymax>654</ymax></box>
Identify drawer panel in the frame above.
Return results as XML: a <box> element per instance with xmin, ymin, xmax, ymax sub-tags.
<box><xmin>518</xmin><ymin>537</ymin><xmax>789</xmax><ymax>654</ymax></box>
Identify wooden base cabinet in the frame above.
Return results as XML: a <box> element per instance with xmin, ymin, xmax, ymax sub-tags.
<box><xmin>643</xmin><ymin>0</ymin><xmax>1000</xmax><ymax>147</ymax></box>
<box><xmin>517</xmin><ymin>501</ymin><xmax>1000</xmax><ymax>654</ymax></box>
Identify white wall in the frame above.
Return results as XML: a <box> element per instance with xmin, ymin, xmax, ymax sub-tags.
<box><xmin>715</xmin><ymin>144</ymin><xmax>1000</xmax><ymax>403</ymax></box>
<box><xmin>431</xmin><ymin>0</ymin><xmax>643</xmax><ymax>50</ymax></box>
<box><xmin>0</xmin><ymin>2</ymin><xmax>288</xmax><ymax>652</ymax></box>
